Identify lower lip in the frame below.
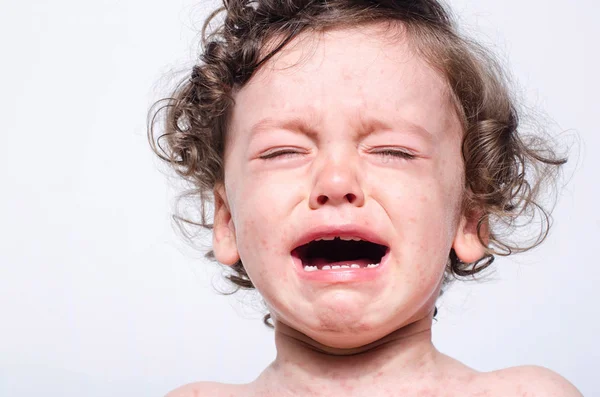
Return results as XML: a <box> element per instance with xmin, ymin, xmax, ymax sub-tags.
<box><xmin>292</xmin><ymin>250</ymin><xmax>391</xmax><ymax>283</ymax></box>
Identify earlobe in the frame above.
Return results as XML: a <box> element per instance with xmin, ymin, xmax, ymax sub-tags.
<box><xmin>451</xmin><ymin>209</ymin><xmax>489</xmax><ymax>264</ymax></box>
<box><xmin>212</xmin><ymin>184</ymin><xmax>240</xmax><ymax>266</ymax></box>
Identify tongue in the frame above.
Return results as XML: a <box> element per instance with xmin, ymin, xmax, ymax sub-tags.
<box><xmin>308</xmin><ymin>258</ymin><xmax>375</xmax><ymax>268</ymax></box>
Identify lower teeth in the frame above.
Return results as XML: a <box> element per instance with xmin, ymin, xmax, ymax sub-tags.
<box><xmin>303</xmin><ymin>263</ymin><xmax>379</xmax><ymax>272</ymax></box>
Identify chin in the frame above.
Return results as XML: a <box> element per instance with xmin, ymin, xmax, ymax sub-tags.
<box><xmin>303</xmin><ymin>315</ymin><xmax>392</xmax><ymax>348</ymax></box>
<box><xmin>298</xmin><ymin>300</ymin><xmax>432</xmax><ymax>348</ymax></box>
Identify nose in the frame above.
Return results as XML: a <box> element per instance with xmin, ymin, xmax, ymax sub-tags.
<box><xmin>308</xmin><ymin>152</ymin><xmax>365</xmax><ymax>209</ymax></box>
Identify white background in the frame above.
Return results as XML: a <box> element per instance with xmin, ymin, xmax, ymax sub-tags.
<box><xmin>1</xmin><ymin>0</ymin><xmax>598</xmax><ymax>396</ymax></box>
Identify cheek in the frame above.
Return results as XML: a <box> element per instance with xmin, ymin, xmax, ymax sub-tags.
<box><xmin>235</xmin><ymin>205</ymin><xmax>277</xmax><ymax>257</ymax></box>
<box><xmin>229</xmin><ymin>183</ymin><xmax>298</xmax><ymax>283</ymax></box>
<box><xmin>234</xmin><ymin>214</ymin><xmax>291</xmax><ymax>289</ymax></box>
<box><xmin>391</xmin><ymin>181</ymin><xmax>460</xmax><ymax>261</ymax></box>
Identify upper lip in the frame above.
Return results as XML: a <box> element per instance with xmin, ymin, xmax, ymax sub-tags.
<box><xmin>291</xmin><ymin>224</ymin><xmax>389</xmax><ymax>251</ymax></box>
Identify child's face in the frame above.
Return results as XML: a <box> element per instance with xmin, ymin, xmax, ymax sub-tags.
<box><xmin>213</xmin><ymin>24</ymin><xmax>485</xmax><ymax>348</ymax></box>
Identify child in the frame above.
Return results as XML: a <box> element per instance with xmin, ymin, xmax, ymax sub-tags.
<box><xmin>149</xmin><ymin>0</ymin><xmax>582</xmax><ymax>395</ymax></box>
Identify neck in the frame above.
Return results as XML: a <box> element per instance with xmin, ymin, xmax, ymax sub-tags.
<box><xmin>257</xmin><ymin>310</ymin><xmax>443</xmax><ymax>395</ymax></box>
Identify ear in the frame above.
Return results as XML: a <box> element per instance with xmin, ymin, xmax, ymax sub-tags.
<box><xmin>212</xmin><ymin>183</ymin><xmax>240</xmax><ymax>266</ymax></box>
<box><xmin>451</xmin><ymin>208</ymin><xmax>489</xmax><ymax>264</ymax></box>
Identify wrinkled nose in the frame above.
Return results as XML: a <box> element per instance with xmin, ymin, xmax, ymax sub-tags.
<box><xmin>308</xmin><ymin>154</ymin><xmax>365</xmax><ymax>209</ymax></box>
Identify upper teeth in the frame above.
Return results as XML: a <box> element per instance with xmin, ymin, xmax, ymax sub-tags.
<box><xmin>340</xmin><ymin>236</ymin><xmax>362</xmax><ymax>241</ymax></box>
<box><xmin>314</xmin><ymin>236</ymin><xmax>363</xmax><ymax>242</ymax></box>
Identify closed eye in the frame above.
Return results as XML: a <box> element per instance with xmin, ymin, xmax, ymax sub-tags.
<box><xmin>259</xmin><ymin>148</ymin><xmax>415</xmax><ymax>160</ymax></box>
<box><xmin>259</xmin><ymin>149</ymin><xmax>303</xmax><ymax>160</ymax></box>
<box><xmin>373</xmin><ymin>149</ymin><xmax>416</xmax><ymax>160</ymax></box>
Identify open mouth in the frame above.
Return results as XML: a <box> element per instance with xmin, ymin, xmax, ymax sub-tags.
<box><xmin>291</xmin><ymin>237</ymin><xmax>389</xmax><ymax>272</ymax></box>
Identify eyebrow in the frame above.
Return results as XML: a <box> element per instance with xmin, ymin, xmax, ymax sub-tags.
<box><xmin>248</xmin><ymin>114</ymin><xmax>321</xmax><ymax>140</ymax></box>
<box><xmin>356</xmin><ymin>115</ymin><xmax>435</xmax><ymax>143</ymax></box>
<box><xmin>248</xmin><ymin>112</ymin><xmax>434</xmax><ymax>143</ymax></box>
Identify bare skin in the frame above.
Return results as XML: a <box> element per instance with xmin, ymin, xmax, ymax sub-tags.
<box><xmin>168</xmin><ymin>23</ymin><xmax>583</xmax><ymax>397</ymax></box>
<box><xmin>168</xmin><ymin>313</ymin><xmax>582</xmax><ymax>396</ymax></box>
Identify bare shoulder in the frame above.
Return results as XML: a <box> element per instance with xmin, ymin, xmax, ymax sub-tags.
<box><xmin>480</xmin><ymin>365</ymin><xmax>583</xmax><ymax>396</ymax></box>
<box><xmin>165</xmin><ymin>381</ymin><xmax>247</xmax><ymax>397</ymax></box>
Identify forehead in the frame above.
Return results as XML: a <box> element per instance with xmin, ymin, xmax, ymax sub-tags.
<box><xmin>229</xmin><ymin>23</ymin><xmax>459</xmax><ymax>143</ymax></box>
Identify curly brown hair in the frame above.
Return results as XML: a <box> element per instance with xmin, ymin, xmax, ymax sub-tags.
<box><xmin>148</xmin><ymin>0</ymin><xmax>566</xmax><ymax>322</ymax></box>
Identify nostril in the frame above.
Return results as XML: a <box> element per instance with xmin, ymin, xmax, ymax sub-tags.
<box><xmin>316</xmin><ymin>193</ymin><xmax>357</xmax><ymax>206</ymax></box>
